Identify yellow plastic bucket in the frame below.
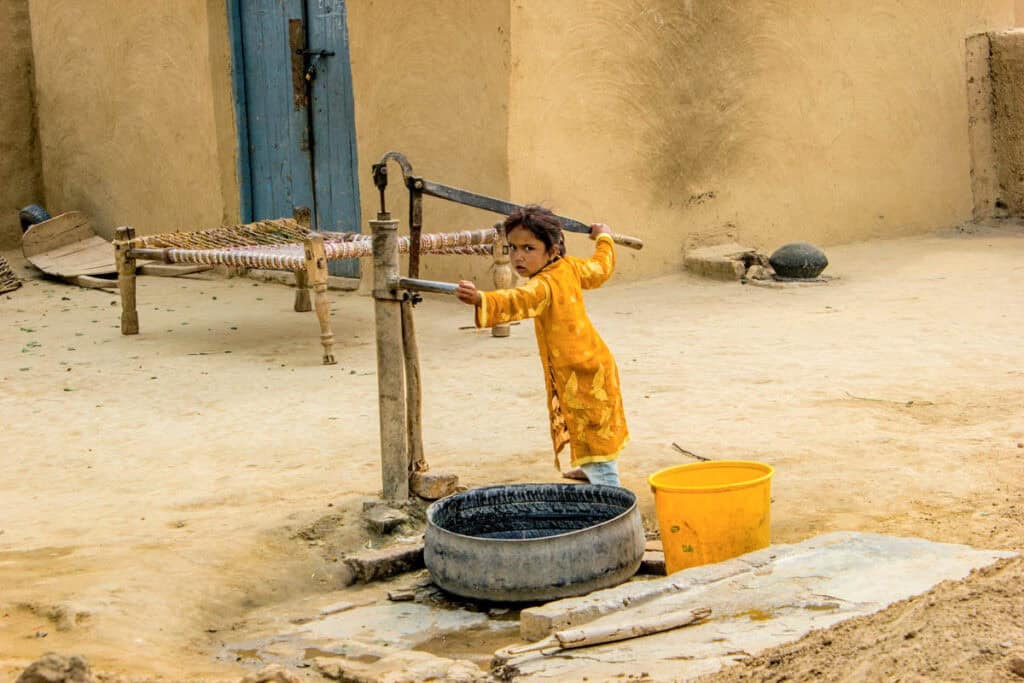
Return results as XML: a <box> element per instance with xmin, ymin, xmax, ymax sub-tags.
<box><xmin>648</xmin><ymin>460</ymin><xmax>774</xmax><ymax>574</ymax></box>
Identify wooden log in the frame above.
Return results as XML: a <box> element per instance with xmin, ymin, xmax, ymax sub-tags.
<box><xmin>114</xmin><ymin>226</ymin><xmax>139</xmax><ymax>335</ymax></box>
<box><xmin>401</xmin><ymin>298</ymin><xmax>426</xmax><ymax>475</ymax></box>
<box><xmin>491</xmin><ymin>225</ymin><xmax>512</xmax><ymax>338</ymax></box>
<box><xmin>372</xmin><ymin>214</ymin><xmax>409</xmax><ymax>501</ymax></box>
<box><xmin>303</xmin><ymin>234</ymin><xmax>336</xmax><ymax>365</ymax></box>
<box><xmin>65</xmin><ymin>274</ymin><xmax>117</xmax><ymax>290</ymax></box>
<box><xmin>557</xmin><ymin>607</ymin><xmax>711</xmax><ymax>649</ymax></box>
<box><xmin>496</xmin><ymin>607</ymin><xmax>711</xmax><ymax>662</ymax></box>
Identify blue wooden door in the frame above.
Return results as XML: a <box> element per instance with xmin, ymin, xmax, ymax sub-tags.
<box><xmin>233</xmin><ymin>0</ymin><xmax>361</xmax><ymax>278</ymax></box>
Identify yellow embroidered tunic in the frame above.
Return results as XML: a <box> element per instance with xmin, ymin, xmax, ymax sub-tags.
<box><xmin>475</xmin><ymin>234</ymin><xmax>628</xmax><ymax>468</ymax></box>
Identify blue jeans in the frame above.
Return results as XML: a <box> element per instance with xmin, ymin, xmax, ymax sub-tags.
<box><xmin>581</xmin><ymin>460</ymin><xmax>620</xmax><ymax>487</ymax></box>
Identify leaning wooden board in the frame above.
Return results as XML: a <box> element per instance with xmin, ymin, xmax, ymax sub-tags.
<box><xmin>22</xmin><ymin>211</ymin><xmax>117</xmax><ymax>278</ymax></box>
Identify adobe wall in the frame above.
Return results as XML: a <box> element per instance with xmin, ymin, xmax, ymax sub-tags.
<box><xmin>509</xmin><ymin>1</ymin><xmax>1016</xmax><ymax>278</ymax></box>
<box><xmin>346</xmin><ymin>1</ymin><xmax>511</xmax><ymax>284</ymax></box>
<box><xmin>23</xmin><ymin>2</ymin><xmax>1019</xmax><ymax>283</ymax></box>
<box><xmin>0</xmin><ymin>0</ymin><xmax>43</xmax><ymax>248</ymax></box>
<box><xmin>26</xmin><ymin>0</ymin><xmax>240</xmax><ymax>240</ymax></box>
<box><xmin>25</xmin><ymin>1</ymin><xmax>510</xmax><ymax>286</ymax></box>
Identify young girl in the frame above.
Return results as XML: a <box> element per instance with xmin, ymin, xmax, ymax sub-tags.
<box><xmin>455</xmin><ymin>206</ymin><xmax>628</xmax><ymax>486</ymax></box>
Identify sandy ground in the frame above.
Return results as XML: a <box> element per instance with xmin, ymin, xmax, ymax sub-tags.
<box><xmin>699</xmin><ymin>556</ymin><xmax>1024</xmax><ymax>683</ymax></box>
<box><xmin>1</xmin><ymin>222</ymin><xmax>1023</xmax><ymax>681</ymax></box>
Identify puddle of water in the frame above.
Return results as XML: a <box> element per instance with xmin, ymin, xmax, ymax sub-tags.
<box><xmin>303</xmin><ymin>647</ymin><xmax>378</xmax><ymax>663</ymax></box>
<box><xmin>299</xmin><ymin>601</ymin><xmax>492</xmax><ymax>648</ymax></box>
<box><xmin>414</xmin><ymin>621</ymin><xmax>523</xmax><ymax>668</ymax></box>
<box><xmin>222</xmin><ymin>647</ymin><xmax>265</xmax><ymax>665</ymax></box>
<box><xmin>730</xmin><ymin>601</ymin><xmax>840</xmax><ymax>623</ymax></box>
<box><xmin>738</xmin><ymin>608</ymin><xmax>775</xmax><ymax>621</ymax></box>
<box><xmin>803</xmin><ymin>602</ymin><xmax>841</xmax><ymax>611</ymax></box>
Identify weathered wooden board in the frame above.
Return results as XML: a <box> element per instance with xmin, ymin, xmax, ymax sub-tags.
<box><xmin>137</xmin><ymin>263</ymin><xmax>213</xmax><ymax>277</ymax></box>
<box><xmin>21</xmin><ymin>211</ymin><xmax>116</xmax><ymax>277</ymax></box>
<box><xmin>66</xmin><ymin>274</ymin><xmax>118</xmax><ymax>289</ymax></box>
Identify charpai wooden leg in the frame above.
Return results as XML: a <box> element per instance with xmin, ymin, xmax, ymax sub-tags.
<box><xmin>292</xmin><ymin>206</ymin><xmax>313</xmax><ymax>312</ymax></box>
<box><xmin>491</xmin><ymin>224</ymin><xmax>512</xmax><ymax>337</ymax></box>
<box><xmin>293</xmin><ymin>268</ymin><xmax>312</xmax><ymax>311</ymax></box>
<box><xmin>303</xmin><ymin>234</ymin><xmax>336</xmax><ymax>365</ymax></box>
<box><xmin>114</xmin><ymin>226</ymin><xmax>139</xmax><ymax>335</ymax></box>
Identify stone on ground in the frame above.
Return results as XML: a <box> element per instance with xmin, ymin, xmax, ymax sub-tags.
<box><xmin>15</xmin><ymin>654</ymin><xmax>92</xmax><ymax>683</ymax></box>
<box><xmin>314</xmin><ymin>650</ymin><xmax>487</xmax><ymax>682</ymax></box>
<box><xmin>343</xmin><ymin>543</ymin><xmax>424</xmax><ymax>583</ymax></box>
<box><xmin>410</xmin><ymin>471</ymin><xmax>460</xmax><ymax>500</ymax></box>
<box><xmin>769</xmin><ymin>241</ymin><xmax>829</xmax><ymax>278</ymax></box>
<box><xmin>237</xmin><ymin>665</ymin><xmax>302</xmax><ymax>683</ymax></box>
<box><xmin>362</xmin><ymin>504</ymin><xmax>410</xmax><ymax>534</ymax></box>
<box><xmin>639</xmin><ymin>549</ymin><xmax>666</xmax><ymax>575</ymax></box>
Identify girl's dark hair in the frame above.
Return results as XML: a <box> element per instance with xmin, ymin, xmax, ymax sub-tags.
<box><xmin>503</xmin><ymin>205</ymin><xmax>566</xmax><ymax>256</ymax></box>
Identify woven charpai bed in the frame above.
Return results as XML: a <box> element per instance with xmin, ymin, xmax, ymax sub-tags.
<box><xmin>0</xmin><ymin>255</ymin><xmax>21</xmax><ymax>295</ymax></box>
<box><xmin>113</xmin><ymin>218</ymin><xmax>505</xmax><ymax>364</ymax></box>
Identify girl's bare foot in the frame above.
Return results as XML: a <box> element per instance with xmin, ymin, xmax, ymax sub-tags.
<box><xmin>561</xmin><ymin>467</ymin><xmax>588</xmax><ymax>481</ymax></box>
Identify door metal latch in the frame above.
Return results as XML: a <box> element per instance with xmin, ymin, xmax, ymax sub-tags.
<box><xmin>295</xmin><ymin>48</ymin><xmax>335</xmax><ymax>82</ymax></box>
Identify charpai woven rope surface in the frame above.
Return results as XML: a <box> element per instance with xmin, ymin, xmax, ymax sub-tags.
<box><xmin>133</xmin><ymin>219</ymin><xmax>313</xmax><ymax>250</ymax></box>
<box><xmin>0</xmin><ymin>255</ymin><xmax>21</xmax><ymax>294</ymax></box>
<box><xmin>128</xmin><ymin>219</ymin><xmax>498</xmax><ymax>270</ymax></box>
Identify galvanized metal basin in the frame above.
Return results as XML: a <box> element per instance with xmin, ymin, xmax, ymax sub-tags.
<box><xmin>425</xmin><ymin>483</ymin><xmax>645</xmax><ymax>602</ymax></box>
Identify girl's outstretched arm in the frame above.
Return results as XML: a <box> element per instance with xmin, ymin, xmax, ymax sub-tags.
<box><xmin>578</xmin><ymin>223</ymin><xmax>617</xmax><ymax>290</ymax></box>
<box><xmin>470</xmin><ymin>277</ymin><xmax>552</xmax><ymax>329</ymax></box>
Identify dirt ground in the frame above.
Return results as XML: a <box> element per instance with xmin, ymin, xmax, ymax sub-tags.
<box><xmin>1</xmin><ymin>222</ymin><xmax>1022</xmax><ymax>682</ymax></box>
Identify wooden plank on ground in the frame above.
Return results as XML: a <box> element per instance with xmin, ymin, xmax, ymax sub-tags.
<box><xmin>64</xmin><ymin>275</ymin><xmax>118</xmax><ymax>289</ymax></box>
<box><xmin>22</xmin><ymin>212</ymin><xmax>94</xmax><ymax>257</ymax></box>
<box><xmin>21</xmin><ymin>211</ymin><xmax>117</xmax><ymax>277</ymax></box>
<box><xmin>138</xmin><ymin>263</ymin><xmax>213</xmax><ymax>277</ymax></box>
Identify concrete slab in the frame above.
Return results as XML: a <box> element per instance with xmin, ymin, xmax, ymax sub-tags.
<box><xmin>520</xmin><ymin>548</ymin><xmax>790</xmax><ymax>641</ymax></box>
<box><xmin>502</xmin><ymin>532</ymin><xmax>1016</xmax><ymax>681</ymax></box>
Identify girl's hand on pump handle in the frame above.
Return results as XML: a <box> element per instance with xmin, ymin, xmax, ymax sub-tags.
<box><xmin>456</xmin><ymin>280</ymin><xmax>482</xmax><ymax>306</ymax></box>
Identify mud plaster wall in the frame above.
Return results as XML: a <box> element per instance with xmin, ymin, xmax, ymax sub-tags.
<box><xmin>509</xmin><ymin>1</ymin><xmax>1015</xmax><ymax>278</ymax></box>
<box><xmin>346</xmin><ymin>1</ymin><xmax>511</xmax><ymax>285</ymax></box>
<box><xmin>0</xmin><ymin>0</ymin><xmax>43</xmax><ymax>248</ymax></box>
<box><xmin>989</xmin><ymin>30</ymin><xmax>1024</xmax><ymax>213</ymax></box>
<box><xmin>26</xmin><ymin>0</ymin><xmax>240</xmax><ymax>241</ymax></box>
